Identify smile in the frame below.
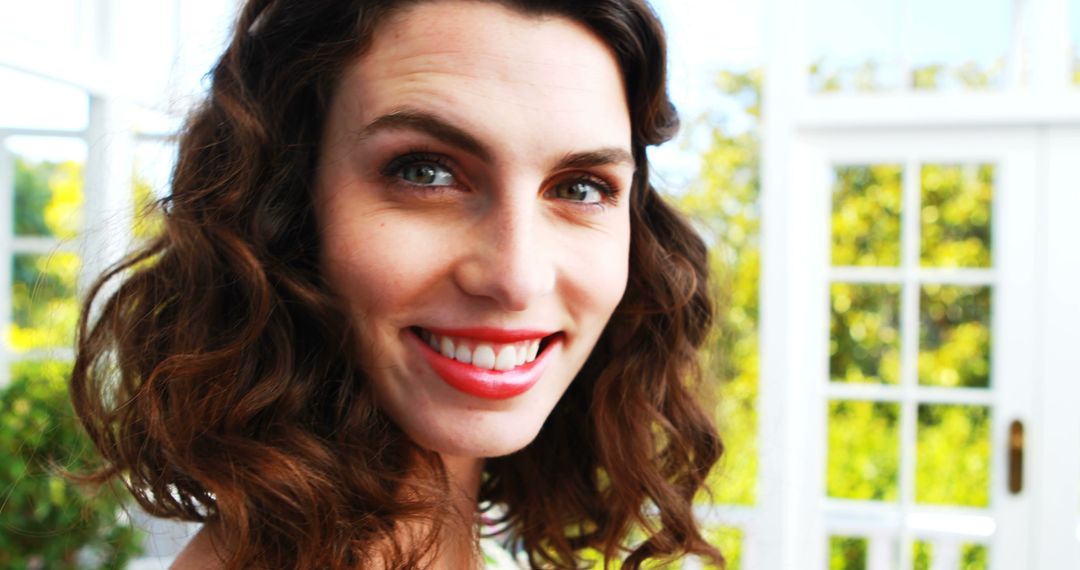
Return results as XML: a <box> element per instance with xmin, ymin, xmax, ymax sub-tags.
<box><xmin>407</xmin><ymin>327</ymin><xmax>562</xmax><ymax>399</ymax></box>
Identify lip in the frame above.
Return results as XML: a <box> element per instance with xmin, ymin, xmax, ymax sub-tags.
<box><xmin>407</xmin><ymin>328</ymin><xmax>562</xmax><ymax>400</ymax></box>
<box><xmin>421</xmin><ymin>326</ymin><xmax>557</xmax><ymax>343</ymax></box>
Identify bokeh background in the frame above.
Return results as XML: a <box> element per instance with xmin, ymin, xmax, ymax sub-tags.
<box><xmin>1</xmin><ymin>0</ymin><xmax>1078</xmax><ymax>568</ymax></box>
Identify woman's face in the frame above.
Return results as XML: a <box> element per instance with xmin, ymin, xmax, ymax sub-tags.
<box><xmin>314</xmin><ymin>0</ymin><xmax>633</xmax><ymax>458</ymax></box>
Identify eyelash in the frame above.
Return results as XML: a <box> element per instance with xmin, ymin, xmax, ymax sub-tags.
<box><xmin>379</xmin><ymin>148</ymin><xmax>622</xmax><ymax>208</ymax></box>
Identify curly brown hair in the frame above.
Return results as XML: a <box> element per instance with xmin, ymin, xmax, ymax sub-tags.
<box><xmin>70</xmin><ymin>0</ymin><xmax>724</xmax><ymax>568</ymax></box>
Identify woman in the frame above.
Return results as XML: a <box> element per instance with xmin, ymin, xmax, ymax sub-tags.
<box><xmin>71</xmin><ymin>0</ymin><xmax>724</xmax><ymax>568</ymax></box>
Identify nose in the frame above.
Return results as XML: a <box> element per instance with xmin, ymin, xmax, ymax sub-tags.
<box><xmin>453</xmin><ymin>196</ymin><xmax>555</xmax><ymax>311</ymax></box>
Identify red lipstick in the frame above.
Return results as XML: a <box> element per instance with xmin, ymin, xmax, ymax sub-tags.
<box><xmin>408</xmin><ymin>329</ymin><xmax>560</xmax><ymax>399</ymax></box>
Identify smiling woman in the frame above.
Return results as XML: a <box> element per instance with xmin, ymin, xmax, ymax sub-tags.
<box><xmin>68</xmin><ymin>1</ymin><xmax>723</xmax><ymax>569</ymax></box>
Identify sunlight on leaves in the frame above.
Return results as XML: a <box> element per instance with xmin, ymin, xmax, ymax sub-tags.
<box><xmin>830</xmin><ymin>283</ymin><xmax>901</xmax><ymax>385</ymax></box>
<box><xmin>831</xmin><ymin>165</ymin><xmax>903</xmax><ymax>267</ymax></box>
<box><xmin>916</xmin><ymin>404</ymin><xmax>991</xmax><ymax>507</ymax></box>
<box><xmin>828</xmin><ymin>401</ymin><xmax>900</xmax><ymax>501</ymax></box>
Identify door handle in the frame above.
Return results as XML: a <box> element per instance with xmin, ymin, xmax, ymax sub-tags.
<box><xmin>1008</xmin><ymin>419</ymin><xmax>1024</xmax><ymax>495</ymax></box>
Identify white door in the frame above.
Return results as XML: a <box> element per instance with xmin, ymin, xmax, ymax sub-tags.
<box><xmin>784</xmin><ymin>128</ymin><xmax>1043</xmax><ymax>569</ymax></box>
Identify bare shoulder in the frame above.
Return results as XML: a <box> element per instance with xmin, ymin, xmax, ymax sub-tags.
<box><xmin>170</xmin><ymin>527</ymin><xmax>226</xmax><ymax>570</ymax></box>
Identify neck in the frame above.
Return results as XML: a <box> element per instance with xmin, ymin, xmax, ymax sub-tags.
<box><xmin>416</xmin><ymin>454</ymin><xmax>487</xmax><ymax>570</ymax></box>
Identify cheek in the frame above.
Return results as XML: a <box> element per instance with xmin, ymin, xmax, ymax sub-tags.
<box><xmin>319</xmin><ymin>213</ymin><xmax>444</xmax><ymax>319</ymax></box>
<box><xmin>560</xmin><ymin>223</ymin><xmax>631</xmax><ymax>319</ymax></box>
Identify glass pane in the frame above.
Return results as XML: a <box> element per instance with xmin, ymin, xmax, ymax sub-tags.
<box><xmin>912</xmin><ymin>540</ymin><xmax>932</xmax><ymax>570</ymax></box>
<box><xmin>919</xmin><ymin>285</ymin><xmax>992</xmax><ymax>388</ymax></box>
<box><xmin>960</xmin><ymin>543</ymin><xmax>989</xmax><ymax>570</ymax></box>
<box><xmin>831</xmin><ymin>283</ymin><xmax>901</xmax><ymax>384</ymax></box>
<box><xmin>832</xmin><ymin>164</ymin><xmax>903</xmax><ymax>267</ymax></box>
<box><xmin>8</xmin><ymin>137</ymin><xmax>87</xmax><ymax>239</ymax></box>
<box><xmin>908</xmin><ymin>0</ymin><xmax>1010</xmax><ymax>91</ymax></box>
<box><xmin>830</xmin><ymin>535</ymin><xmax>868</xmax><ymax>570</ymax></box>
<box><xmin>133</xmin><ymin>141</ymin><xmax>175</xmax><ymax>241</ymax></box>
<box><xmin>701</xmin><ymin>526</ymin><xmax>742</xmax><ymax>570</ymax></box>
<box><xmin>0</xmin><ymin>68</ymin><xmax>89</xmax><ymax>131</ymax></box>
<box><xmin>916</xmin><ymin>404</ymin><xmax>991</xmax><ymax>507</ymax></box>
<box><xmin>828</xmin><ymin>400</ymin><xmax>900</xmax><ymax>501</ymax></box>
<box><xmin>920</xmin><ymin>164</ymin><xmax>993</xmax><ymax>268</ymax></box>
<box><xmin>0</xmin><ymin>0</ymin><xmax>80</xmax><ymax>52</ymax></box>
<box><xmin>10</xmin><ymin>253</ymin><xmax>81</xmax><ymax>351</ymax></box>
<box><xmin>807</xmin><ymin>0</ymin><xmax>904</xmax><ymax>92</ymax></box>
<box><xmin>1072</xmin><ymin>0</ymin><xmax>1080</xmax><ymax>85</ymax></box>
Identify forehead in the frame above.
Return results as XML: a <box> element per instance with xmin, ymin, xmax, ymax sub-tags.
<box><xmin>332</xmin><ymin>0</ymin><xmax>631</xmax><ymax>160</ymax></box>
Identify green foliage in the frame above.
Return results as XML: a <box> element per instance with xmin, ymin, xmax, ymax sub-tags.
<box><xmin>827</xmin><ymin>401</ymin><xmax>899</xmax><ymax>501</ymax></box>
<box><xmin>13</xmin><ymin>158</ymin><xmax>82</xmax><ymax>239</ymax></box>
<box><xmin>960</xmin><ymin>543</ymin><xmax>988</xmax><ymax>570</ymax></box>
<box><xmin>919</xmin><ymin>285</ymin><xmax>991</xmax><ymax>388</ymax></box>
<box><xmin>131</xmin><ymin>173</ymin><xmax>163</xmax><ymax>242</ymax></box>
<box><xmin>810</xmin><ymin>58</ymin><xmax>1003</xmax><ymax>93</ymax></box>
<box><xmin>913</xmin><ymin>540</ymin><xmax>932</xmax><ymax>570</ymax></box>
<box><xmin>916</xmin><ymin>405</ymin><xmax>991</xmax><ymax>507</ymax></box>
<box><xmin>831</xmin><ymin>165</ymin><xmax>903</xmax><ymax>267</ymax></box>
<box><xmin>829</xmin><ymin>536</ymin><xmax>867</xmax><ymax>570</ymax></box>
<box><xmin>10</xmin><ymin>253</ymin><xmax>81</xmax><ymax>352</ymax></box>
<box><xmin>675</xmin><ymin>68</ymin><xmax>762</xmax><ymax>509</ymax></box>
<box><xmin>920</xmin><ymin>164</ymin><xmax>993</xmax><ymax>268</ymax></box>
<box><xmin>830</xmin><ymin>283</ymin><xmax>901</xmax><ymax>385</ymax></box>
<box><xmin>700</xmin><ymin>526</ymin><xmax>741</xmax><ymax>570</ymax></box>
<box><xmin>0</xmin><ymin>361</ymin><xmax>143</xmax><ymax>568</ymax></box>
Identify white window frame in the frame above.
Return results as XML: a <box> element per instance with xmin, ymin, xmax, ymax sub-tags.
<box><xmin>758</xmin><ymin>0</ymin><xmax>1080</xmax><ymax>568</ymax></box>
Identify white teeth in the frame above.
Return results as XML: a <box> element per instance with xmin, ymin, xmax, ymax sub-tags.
<box><xmin>454</xmin><ymin>344</ymin><xmax>471</xmax><ymax>364</ymax></box>
<box><xmin>420</xmin><ymin>330</ymin><xmax>549</xmax><ymax>369</ymax></box>
<box><xmin>495</xmin><ymin>345</ymin><xmax>517</xmax><ymax>371</ymax></box>
<box><xmin>472</xmin><ymin>345</ymin><xmax>497</xmax><ymax>370</ymax></box>
<box><xmin>440</xmin><ymin>336</ymin><xmax>455</xmax><ymax>359</ymax></box>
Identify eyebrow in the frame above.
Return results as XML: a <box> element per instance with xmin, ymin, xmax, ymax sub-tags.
<box><xmin>353</xmin><ymin>108</ymin><xmax>635</xmax><ymax>171</ymax></box>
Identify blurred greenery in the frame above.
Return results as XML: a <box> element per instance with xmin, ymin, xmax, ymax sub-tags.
<box><xmin>829</xmin><ymin>536</ymin><xmax>867</xmax><ymax>570</ymax></box>
<box><xmin>11</xmin><ymin>253</ymin><xmax>81</xmax><ymax>352</ymax></box>
<box><xmin>832</xmin><ymin>165</ymin><xmax>903</xmax><ymax>267</ymax></box>
<box><xmin>919</xmin><ymin>286</ymin><xmax>992</xmax><ymax>388</ymax></box>
<box><xmin>1</xmin><ymin>156</ymin><xmax>144</xmax><ymax>567</ymax></box>
<box><xmin>916</xmin><ymin>405</ymin><xmax>991</xmax><ymax>507</ymax></box>
<box><xmin>914</xmin><ymin>540</ymin><xmax>932</xmax><ymax>570</ymax></box>
<box><xmin>830</xmin><ymin>283</ymin><xmax>902</xmax><ymax>385</ymax></box>
<box><xmin>0</xmin><ymin>361</ymin><xmax>143</xmax><ymax>568</ymax></box>
<box><xmin>14</xmin><ymin>158</ymin><xmax>83</xmax><ymax>239</ymax></box>
<box><xmin>920</xmin><ymin>164</ymin><xmax>993</xmax><ymax>268</ymax></box>
<box><xmin>810</xmin><ymin>58</ymin><xmax>1003</xmax><ymax>93</ymax></box>
<box><xmin>828</xmin><ymin>401</ymin><xmax>900</xmax><ymax>501</ymax></box>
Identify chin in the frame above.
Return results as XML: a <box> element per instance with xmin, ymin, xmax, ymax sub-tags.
<box><xmin>399</xmin><ymin>408</ymin><xmax>549</xmax><ymax>459</ymax></box>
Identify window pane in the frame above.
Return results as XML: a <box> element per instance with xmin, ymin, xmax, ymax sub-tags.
<box><xmin>912</xmin><ymin>540</ymin><xmax>932</xmax><ymax>570</ymax></box>
<box><xmin>8</xmin><ymin>137</ymin><xmax>87</xmax><ymax>239</ymax></box>
<box><xmin>807</xmin><ymin>0</ymin><xmax>904</xmax><ymax>93</ymax></box>
<box><xmin>0</xmin><ymin>68</ymin><xmax>89</xmax><ymax>131</ymax></box>
<box><xmin>701</xmin><ymin>526</ymin><xmax>742</xmax><ymax>570</ymax></box>
<box><xmin>960</xmin><ymin>543</ymin><xmax>989</xmax><ymax>569</ymax></box>
<box><xmin>829</xmin><ymin>535</ymin><xmax>868</xmax><ymax>570</ymax></box>
<box><xmin>831</xmin><ymin>283</ymin><xmax>901</xmax><ymax>385</ymax></box>
<box><xmin>908</xmin><ymin>0</ymin><xmax>1010</xmax><ymax>91</ymax></box>
<box><xmin>10</xmin><ymin>253</ymin><xmax>80</xmax><ymax>351</ymax></box>
<box><xmin>133</xmin><ymin>141</ymin><xmax>175</xmax><ymax>240</ymax></box>
<box><xmin>920</xmin><ymin>164</ymin><xmax>993</xmax><ymax>268</ymax></box>
<box><xmin>916</xmin><ymin>404</ymin><xmax>991</xmax><ymax>507</ymax></box>
<box><xmin>918</xmin><ymin>285</ymin><xmax>992</xmax><ymax>388</ymax></box>
<box><xmin>832</xmin><ymin>164</ymin><xmax>903</xmax><ymax>267</ymax></box>
<box><xmin>828</xmin><ymin>400</ymin><xmax>900</xmax><ymax>501</ymax></box>
<box><xmin>1072</xmin><ymin>0</ymin><xmax>1080</xmax><ymax>85</ymax></box>
<box><xmin>0</xmin><ymin>0</ymin><xmax>81</xmax><ymax>52</ymax></box>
